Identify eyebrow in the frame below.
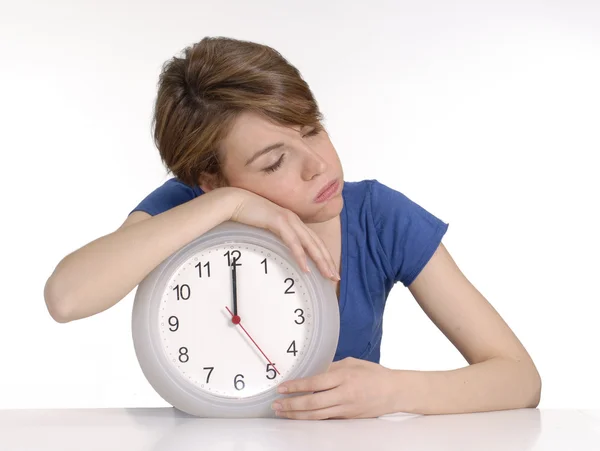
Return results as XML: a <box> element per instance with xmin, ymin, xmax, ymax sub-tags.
<box><xmin>244</xmin><ymin>142</ymin><xmax>285</xmax><ymax>167</ymax></box>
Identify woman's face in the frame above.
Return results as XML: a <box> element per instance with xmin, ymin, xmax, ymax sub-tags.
<box><xmin>201</xmin><ymin>111</ymin><xmax>344</xmax><ymax>224</ymax></box>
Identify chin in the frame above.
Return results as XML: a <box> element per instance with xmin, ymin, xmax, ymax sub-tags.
<box><xmin>304</xmin><ymin>194</ymin><xmax>344</xmax><ymax>223</ymax></box>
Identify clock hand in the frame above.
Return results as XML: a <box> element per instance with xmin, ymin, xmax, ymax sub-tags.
<box><xmin>225</xmin><ymin>306</ymin><xmax>281</xmax><ymax>376</ymax></box>
<box><xmin>231</xmin><ymin>262</ymin><xmax>240</xmax><ymax>324</ymax></box>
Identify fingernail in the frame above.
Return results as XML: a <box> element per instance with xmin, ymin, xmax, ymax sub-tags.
<box><xmin>271</xmin><ymin>402</ymin><xmax>282</xmax><ymax>411</ymax></box>
<box><xmin>278</xmin><ymin>385</ymin><xmax>288</xmax><ymax>393</ymax></box>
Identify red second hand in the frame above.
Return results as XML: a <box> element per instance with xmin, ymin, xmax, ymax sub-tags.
<box><xmin>225</xmin><ymin>306</ymin><xmax>281</xmax><ymax>376</ymax></box>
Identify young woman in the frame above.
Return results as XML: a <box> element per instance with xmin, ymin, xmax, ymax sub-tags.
<box><xmin>44</xmin><ymin>36</ymin><xmax>541</xmax><ymax>420</ymax></box>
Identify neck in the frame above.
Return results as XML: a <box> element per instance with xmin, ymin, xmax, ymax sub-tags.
<box><xmin>306</xmin><ymin>213</ymin><xmax>340</xmax><ymax>236</ymax></box>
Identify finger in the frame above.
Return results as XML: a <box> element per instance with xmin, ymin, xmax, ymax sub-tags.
<box><xmin>327</xmin><ymin>360</ymin><xmax>344</xmax><ymax>372</ymax></box>
<box><xmin>276</xmin><ymin>388</ymin><xmax>340</xmax><ymax>412</ymax></box>
<box><xmin>276</xmin><ymin>219</ymin><xmax>310</xmax><ymax>272</ymax></box>
<box><xmin>327</xmin><ymin>357</ymin><xmax>357</xmax><ymax>371</ymax></box>
<box><xmin>278</xmin><ymin>371</ymin><xmax>339</xmax><ymax>394</ymax></box>
<box><xmin>289</xmin><ymin>219</ymin><xmax>331</xmax><ymax>278</ymax></box>
<box><xmin>303</xmin><ymin>225</ymin><xmax>339</xmax><ymax>279</ymax></box>
<box><xmin>277</xmin><ymin>404</ymin><xmax>348</xmax><ymax>420</ymax></box>
<box><xmin>290</xmin><ymin>219</ymin><xmax>336</xmax><ymax>280</ymax></box>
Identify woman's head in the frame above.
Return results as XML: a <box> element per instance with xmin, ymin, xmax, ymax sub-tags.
<box><xmin>152</xmin><ymin>36</ymin><xmax>344</xmax><ymax>223</ymax></box>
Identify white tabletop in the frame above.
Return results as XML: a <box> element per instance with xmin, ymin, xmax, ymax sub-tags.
<box><xmin>1</xmin><ymin>408</ymin><xmax>599</xmax><ymax>450</ymax></box>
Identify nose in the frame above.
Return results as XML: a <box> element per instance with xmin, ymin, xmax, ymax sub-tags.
<box><xmin>301</xmin><ymin>145</ymin><xmax>328</xmax><ymax>181</ymax></box>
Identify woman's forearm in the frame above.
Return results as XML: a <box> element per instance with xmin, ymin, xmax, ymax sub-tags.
<box><xmin>389</xmin><ymin>357</ymin><xmax>541</xmax><ymax>415</ymax></box>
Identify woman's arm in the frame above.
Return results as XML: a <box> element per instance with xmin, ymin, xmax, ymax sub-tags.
<box><xmin>394</xmin><ymin>243</ymin><xmax>542</xmax><ymax>414</ymax></box>
<box><xmin>44</xmin><ymin>187</ymin><xmax>238</xmax><ymax>323</ymax></box>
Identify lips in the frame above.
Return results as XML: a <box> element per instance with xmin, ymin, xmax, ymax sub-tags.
<box><xmin>314</xmin><ymin>179</ymin><xmax>339</xmax><ymax>202</ymax></box>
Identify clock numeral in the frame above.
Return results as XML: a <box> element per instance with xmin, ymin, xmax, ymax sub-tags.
<box><xmin>195</xmin><ymin>261</ymin><xmax>210</xmax><ymax>278</ymax></box>
<box><xmin>178</xmin><ymin>347</ymin><xmax>189</xmax><ymax>363</ymax></box>
<box><xmin>287</xmin><ymin>340</ymin><xmax>298</xmax><ymax>357</ymax></box>
<box><xmin>168</xmin><ymin>316</ymin><xmax>179</xmax><ymax>331</ymax></box>
<box><xmin>224</xmin><ymin>250</ymin><xmax>242</xmax><ymax>267</ymax></box>
<box><xmin>173</xmin><ymin>284</ymin><xmax>191</xmax><ymax>301</ymax></box>
<box><xmin>294</xmin><ymin>309</ymin><xmax>305</xmax><ymax>325</ymax></box>
<box><xmin>284</xmin><ymin>278</ymin><xmax>295</xmax><ymax>294</ymax></box>
<box><xmin>234</xmin><ymin>374</ymin><xmax>245</xmax><ymax>390</ymax></box>
<box><xmin>203</xmin><ymin>367</ymin><xmax>214</xmax><ymax>383</ymax></box>
<box><xmin>266</xmin><ymin>363</ymin><xmax>277</xmax><ymax>380</ymax></box>
<box><xmin>261</xmin><ymin>258</ymin><xmax>268</xmax><ymax>274</ymax></box>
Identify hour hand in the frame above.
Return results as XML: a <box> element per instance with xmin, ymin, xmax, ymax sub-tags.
<box><xmin>231</xmin><ymin>262</ymin><xmax>240</xmax><ymax>324</ymax></box>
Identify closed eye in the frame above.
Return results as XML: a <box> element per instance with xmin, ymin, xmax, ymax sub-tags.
<box><xmin>263</xmin><ymin>154</ymin><xmax>286</xmax><ymax>173</ymax></box>
<box><xmin>261</xmin><ymin>127</ymin><xmax>320</xmax><ymax>174</ymax></box>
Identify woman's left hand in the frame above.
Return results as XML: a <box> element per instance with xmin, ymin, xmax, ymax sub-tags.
<box><xmin>272</xmin><ymin>357</ymin><xmax>397</xmax><ymax>420</ymax></box>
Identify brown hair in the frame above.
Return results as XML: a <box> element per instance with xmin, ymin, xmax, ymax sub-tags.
<box><xmin>152</xmin><ymin>36</ymin><xmax>326</xmax><ymax>188</ymax></box>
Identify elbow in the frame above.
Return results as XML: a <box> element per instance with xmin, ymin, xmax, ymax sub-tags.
<box><xmin>505</xmin><ymin>356</ymin><xmax>542</xmax><ymax>409</ymax></box>
<box><xmin>530</xmin><ymin>371</ymin><xmax>542</xmax><ymax>408</ymax></box>
<box><xmin>525</xmin><ymin>363</ymin><xmax>542</xmax><ymax>409</ymax></box>
<box><xmin>44</xmin><ymin>277</ymin><xmax>73</xmax><ymax>323</ymax></box>
<box><xmin>527</xmin><ymin>387</ymin><xmax>541</xmax><ymax>409</ymax></box>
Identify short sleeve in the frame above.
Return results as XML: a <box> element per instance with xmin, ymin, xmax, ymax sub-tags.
<box><xmin>369</xmin><ymin>180</ymin><xmax>449</xmax><ymax>287</ymax></box>
<box><xmin>129</xmin><ymin>178</ymin><xmax>204</xmax><ymax>216</ymax></box>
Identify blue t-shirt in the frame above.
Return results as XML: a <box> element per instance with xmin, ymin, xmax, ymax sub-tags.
<box><xmin>130</xmin><ymin>178</ymin><xmax>449</xmax><ymax>364</ymax></box>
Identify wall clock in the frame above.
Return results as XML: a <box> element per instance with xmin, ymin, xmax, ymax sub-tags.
<box><xmin>132</xmin><ymin>220</ymin><xmax>340</xmax><ymax>417</ymax></box>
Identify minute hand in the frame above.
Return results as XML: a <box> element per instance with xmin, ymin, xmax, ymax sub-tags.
<box><xmin>231</xmin><ymin>262</ymin><xmax>238</xmax><ymax>317</ymax></box>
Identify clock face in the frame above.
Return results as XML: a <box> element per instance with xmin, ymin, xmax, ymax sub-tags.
<box><xmin>158</xmin><ymin>241</ymin><xmax>315</xmax><ymax>399</ymax></box>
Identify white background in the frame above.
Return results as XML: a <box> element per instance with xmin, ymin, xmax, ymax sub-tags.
<box><xmin>1</xmin><ymin>0</ymin><xmax>598</xmax><ymax>409</ymax></box>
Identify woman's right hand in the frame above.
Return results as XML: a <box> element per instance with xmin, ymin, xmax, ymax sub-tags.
<box><xmin>221</xmin><ymin>187</ymin><xmax>340</xmax><ymax>282</ymax></box>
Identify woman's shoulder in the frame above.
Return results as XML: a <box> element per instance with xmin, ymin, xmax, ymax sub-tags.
<box><xmin>342</xmin><ymin>178</ymin><xmax>394</xmax><ymax>195</ymax></box>
<box><xmin>349</xmin><ymin>178</ymin><xmax>449</xmax><ymax>287</ymax></box>
<box><xmin>342</xmin><ymin>178</ymin><xmax>400</xmax><ymax>212</ymax></box>
<box><xmin>346</xmin><ymin>178</ymin><xmax>431</xmax><ymax>219</ymax></box>
<box><xmin>163</xmin><ymin>176</ymin><xmax>203</xmax><ymax>191</ymax></box>
<box><xmin>129</xmin><ymin>177</ymin><xmax>204</xmax><ymax>216</ymax></box>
